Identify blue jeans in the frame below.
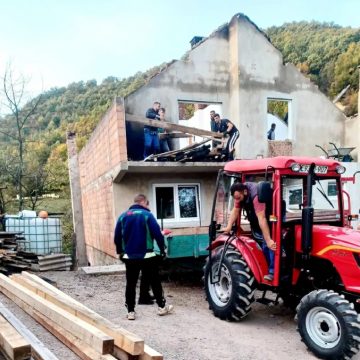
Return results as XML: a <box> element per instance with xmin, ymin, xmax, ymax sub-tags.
<box><xmin>262</xmin><ymin>242</ymin><xmax>274</xmax><ymax>275</ymax></box>
<box><xmin>160</xmin><ymin>138</ymin><xmax>170</xmax><ymax>153</ymax></box>
<box><xmin>144</xmin><ymin>129</ymin><xmax>160</xmax><ymax>158</ymax></box>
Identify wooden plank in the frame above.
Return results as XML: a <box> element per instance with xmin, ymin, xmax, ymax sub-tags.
<box><xmin>17</xmin><ymin>272</ymin><xmax>144</xmax><ymax>356</ymax></box>
<box><xmin>145</xmin><ymin>139</ymin><xmax>210</xmax><ymax>161</ymax></box>
<box><xmin>139</xmin><ymin>345</ymin><xmax>163</xmax><ymax>360</ymax></box>
<box><xmin>0</xmin><ymin>274</ymin><xmax>114</xmax><ymax>355</ymax></box>
<box><xmin>0</xmin><ymin>315</ymin><xmax>31</xmax><ymax>360</ymax></box>
<box><xmin>159</xmin><ymin>133</ymin><xmax>192</xmax><ymax>139</ymax></box>
<box><xmin>126</xmin><ymin>114</ymin><xmax>223</xmax><ymax>139</ymax></box>
<box><xmin>32</xmin><ymin>310</ymin><xmax>116</xmax><ymax>360</ymax></box>
<box><xmin>81</xmin><ymin>265</ymin><xmax>126</xmax><ymax>275</ymax></box>
<box><xmin>0</xmin><ymin>300</ymin><xmax>59</xmax><ymax>360</ymax></box>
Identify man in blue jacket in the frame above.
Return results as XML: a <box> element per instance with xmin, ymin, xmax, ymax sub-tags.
<box><xmin>144</xmin><ymin>102</ymin><xmax>161</xmax><ymax>159</ymax></box>
<box><xmin>114</xmin><ymin>193</ymin><xmax>174</xmax><ymax>320</ymax></box>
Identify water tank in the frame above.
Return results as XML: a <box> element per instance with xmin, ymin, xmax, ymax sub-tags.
<box><xmin>4</xmin><ymin>215</ymin><xmax>62</xmax><ymax>255</ymax></box>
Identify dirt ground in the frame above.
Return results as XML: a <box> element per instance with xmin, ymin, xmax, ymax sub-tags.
<box><xmin>1</xmin><ymin>268</ymin><xmax>360</xmax><ymax>360</ymax></box>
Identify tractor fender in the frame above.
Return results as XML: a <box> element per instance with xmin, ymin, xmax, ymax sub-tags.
<box><xmin>209</xmin><ymin>235</ymin><xmax>269</xmax><ymax>284</ymax></box>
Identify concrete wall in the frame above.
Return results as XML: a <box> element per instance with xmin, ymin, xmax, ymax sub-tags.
<box><xmin>231</xmin><ymin>14</ymin><xmax>346</xmax><ymax>159</ymax></box>
<box><xmin>125</xmin><ymin>28</ymin><xmax>231</xmax><ymax>159</ymax></box>
<box><xmin>113</xmin><ymin>172</ymin><xmax>218</xmax><ymax>229</ymax></box>
<box><xmin>78</xmin><ymin>98</ymin><xmax>127</xmax><ymax>265</ymax></box>
<box><xmin>344</xmin><ymin>116</ymin><xmax>359</xmax><ymax>161</ymax></box>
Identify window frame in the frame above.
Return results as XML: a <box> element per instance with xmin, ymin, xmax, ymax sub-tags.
<box><xmin>152</xmin><ymin>183</ymin><xmax>201</xmax><ymax>224</ymax></box>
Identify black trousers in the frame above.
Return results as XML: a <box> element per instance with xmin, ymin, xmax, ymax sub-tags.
<box><xmin>124</xmin><ymin>256</ymin><xmax>165</xmax><ymax>312</ymax></box>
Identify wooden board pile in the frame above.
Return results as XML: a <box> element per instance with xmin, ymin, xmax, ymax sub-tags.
<box><xmin>32</xmin><ymin>254</ymin><xmax>72</xmax><ymax>272</ymax></box>
<box><xmin>0</xmin><ymin>231</ymin><xmax>37</xmax><ymax>275</ymax></box>
<box><xmin>0</xmin><ymin>271</ymin><xmax>163</xmax><ymax>360</ymax></box>
<box><xmin>0</xmin><ymin>311</ymin><xmax>31</xmax><ymax>360</ymax></box>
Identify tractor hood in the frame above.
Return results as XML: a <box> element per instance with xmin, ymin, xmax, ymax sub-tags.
<box><xmin>311</xmin><ymin>225</ymin><xmax>360</xmax><ymax>256</ymax></box>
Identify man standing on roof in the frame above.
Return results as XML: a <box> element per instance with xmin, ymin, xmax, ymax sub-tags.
<box><xmin>267</xmin><ymin>123</ymin><xmax>276</xmax><ymax>140</ymax></box>
<box><xmin>144</xmin><ymin>102</ymin><xmax>161</xmax><ymax>159</ymax></box>
<box><xmin>114</xmin><ymin>194</ymin><xmax>174</xmax><ymax>320</ymax></box>
<box><xmin>213</xmin><ymin>114</ymin><xmax>239</xmax><ymax>160</ymax></box>
<box><xmin>210</xmin><ymin>110</ymin><xmax>220</xmax><ymax>149</ymax></box>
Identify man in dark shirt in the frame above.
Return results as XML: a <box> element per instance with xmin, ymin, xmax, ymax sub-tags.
<box><xmin>144</xmin><ymin>102</ymin><xmax>161</xmax><ymax>159</ymax></box>
<box><xmin>213</xmin><ymin>114</ymin><xmax>239</xmax><ymax>160</ymax></box>
<box><xmin>114</xmin><ymin>194</ymin><xmax>174</xmax><ymax>320</ymax></box>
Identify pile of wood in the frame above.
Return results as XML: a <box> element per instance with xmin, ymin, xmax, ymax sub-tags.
<box><xmin>32</xmin><ymin>254</ymin><xmax>72</xmax><ymax>272</ymax></box>
<box><xmin>145</xmin><ymin>139</ymin><xmax>225</xmax><ymax>162</ymax></box>
<box><xmin>126</xmin><ymin>114</ymin><xmax>227</xmax><ymax>162</ymax></box>
<box><xmin>0</xmin><ymin>232</ymin><xmax>36</xmax><ymax>275</ymax></box>
<box><xmin>0</xmin><ymin>271</ymin><xmax>163</xmax><ymax>360</ymax></box>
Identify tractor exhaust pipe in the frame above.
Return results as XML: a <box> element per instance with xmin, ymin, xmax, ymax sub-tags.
<box><xmin>301</xmin><ymin>163</ymin><xmax>315</xmax><ymax>258</ymax></box>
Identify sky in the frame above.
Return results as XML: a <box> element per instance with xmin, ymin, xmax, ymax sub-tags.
<box><xmin>0</xmin><ymin>0</ymin><xmax>359</xmax><ymax>95</ymax></box>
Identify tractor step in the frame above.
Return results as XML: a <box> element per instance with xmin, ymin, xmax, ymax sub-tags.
<box><xmin>256</xmin><ymin>291</ymin><xmax>280</xmax><ymax>306</ymax></box>
<box><xmin>256</xmin><ymin>297</ymin><xmax>275</xmax><ymax>306</ymax></box>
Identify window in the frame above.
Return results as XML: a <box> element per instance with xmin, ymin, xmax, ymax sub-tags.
<box><xmin>327</xmin><ymin>181</ymin><xmax>337</xmax><ymax>197</ymax></box>
<box><xmin>267</xmin><ymin>98</ymin><xmax>291</xmax><ymax>141</ymax></box>
<box><xmin>153</xmin><ymin>183</ymin><xmax>200</xmax><ymax>223</ymax></box>
<box><xmin>177</xmin><ymin>101</ymin><xmax>222</xmax><ymax>148</ymax></box>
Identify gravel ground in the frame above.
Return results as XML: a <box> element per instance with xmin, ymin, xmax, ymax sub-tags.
<box><xmin>0</xmin><ymin>269</ymin><xmax>359</xmax><ymax>360</ymax></box>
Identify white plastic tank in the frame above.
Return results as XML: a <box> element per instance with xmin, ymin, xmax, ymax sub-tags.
<box><xmin>4</xmin><ymin>215</ymin><xmax>62</xmax><ymax>255</ymax></box>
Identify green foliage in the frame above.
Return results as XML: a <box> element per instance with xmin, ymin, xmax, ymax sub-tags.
<box><xmin>266</xmin><ymin>21</ymin><xmax>360</xmax><ymax>115</ymax></box>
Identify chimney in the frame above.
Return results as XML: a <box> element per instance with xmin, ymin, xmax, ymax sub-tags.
<box><xmin>190</xmin><ymin>36</ymin><xmax>204</xmax><ymax>49</ymax></box>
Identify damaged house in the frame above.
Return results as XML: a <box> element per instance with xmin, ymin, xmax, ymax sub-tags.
<box><xmin>70</xmin><ymin>13</ymin><xmax>349</xmax><ymax>265</ymax></box>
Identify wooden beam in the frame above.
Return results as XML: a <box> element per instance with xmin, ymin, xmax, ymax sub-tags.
<box><xmin>0</xmin><ymin>274</ymin><xmax>114</xmax><ymax>355</ymax></box>
<box><xmin>139</xmin><ymin>345</ymin><xmax>163</xmax><ymax>360</ymax></box>
<box><xmin>0</xmin><ymin>300</ymin><xmax>59</xmax><ymax>360</ymax></box>
<box><xmin>0</xmin><ymin>315</ymin><xmax>31</xmax><ymax>360</ymax></box>
<box><xmin>16</xmin><ymin>272</ymin><xmax>144</xmax><ymax>356</ymax></box>
<box><xmin>32</xmin><ymin>310</ymin><xmax>116</xmax><ymax>360</ymax></box>
<box><xmin>80</xmin><ymin>264</ymin><xmax>126</xmax><ymax>275</ymax></box>
<box><xmin>159</xmin><ymin>133</ymin><xmax>192</xmax><ymax>139</ymax></box>
<box><xmin>126</xmin><ymin>114</ymin><xmax>223</xmax><ymax>139</ymax></box>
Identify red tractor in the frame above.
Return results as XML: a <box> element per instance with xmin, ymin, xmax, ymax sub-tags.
<box><xmin>204</xmin><ymin>156</ymin><xmax>360</xmax><ymax>359</ymax></box>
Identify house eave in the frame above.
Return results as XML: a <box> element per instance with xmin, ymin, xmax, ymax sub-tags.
<box><xmin>113</xmin><ymin>161</ymin><xmax>225</xmax><ymax>183</ymax></box>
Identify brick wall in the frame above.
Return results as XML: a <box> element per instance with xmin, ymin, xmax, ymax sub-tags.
<box><xmin>78</xmin><ymin>98</ymin><xmax>127</xmax><ymax>264</ymax></box>
<box><xmin>268</xmin><ymin>140</ymin><xmax>292</xmax><ymax>157</ymax></box>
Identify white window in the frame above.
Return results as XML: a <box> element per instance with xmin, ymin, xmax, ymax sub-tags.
<box><xmin>153</xmin><ymin>183</ymin><xmax>200</xmax><ymax>224</ymax></box>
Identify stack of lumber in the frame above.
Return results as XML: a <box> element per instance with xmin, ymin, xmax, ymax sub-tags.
<box><xmin>0</xmin><ymin>232</ymin><xmax>37</xmax><ymax>275</ymax></box>
<box><xmin>0</xmin><ymin>272</ymin><xmax>163</xmax><ymax>360</ymax></box>
<box><xmin>0</xmin><ymin>312</ymin><xmax>31</xmax><ymax>360</ymax></box>
<box><xmin>31</xmin><ymin>254</ymin><xmax>72</xmax><ymax>272</ymax></box>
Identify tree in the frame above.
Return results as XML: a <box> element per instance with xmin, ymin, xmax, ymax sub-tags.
<box><xmin>0</xmin><ymin>64</ymin><xmax>42</xmax><ymax>210</ymax></box>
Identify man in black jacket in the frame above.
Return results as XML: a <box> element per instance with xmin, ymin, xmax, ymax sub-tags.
<box><xmin>144</xmin><ymin>102</ymin><xmax>161</xmax><ymax>159</ymax></box>
<box><xmin>213</xmin><ymin>114</ymin><xmax>239</xmax><ymax>160</ymax></box>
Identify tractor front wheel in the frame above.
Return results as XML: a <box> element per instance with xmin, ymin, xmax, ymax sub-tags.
<box><xmin>296</xmin><ymin>289</ymin><xmax>360</xmax><ymax>359</ymax></box>
<box><xmin>204</xmin><ymin>245</ymin><xmax>255</xmax><ymax>321</ymax></box>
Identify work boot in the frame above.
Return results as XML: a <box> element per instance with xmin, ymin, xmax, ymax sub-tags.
<box><xmin>127</xmin><ymin>311</ymin><xmax>135</xmax><ymax>320</ymax></box>
<box><xmin>157</xmin><ymin>304</ymin><xmax>174</xmax><ymax>316</ymax></box>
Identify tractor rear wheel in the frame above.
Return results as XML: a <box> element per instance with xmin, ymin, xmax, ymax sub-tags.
<box><xmin>204</xmin><ymin>245</ymin><xmax>255</xmax><ymax>321</ymax></box>
<box><xmin>296</xmin><ymin>289</ymin><xmax>360</xmax><ymax>359</ymax></box>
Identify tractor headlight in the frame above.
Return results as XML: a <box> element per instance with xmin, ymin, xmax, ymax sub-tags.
<box><xmin>291</xmin><ymin>163</ymin><xmax>301</xmax><ymax>172</ymax></box>
<box><xmin>336</xmin><ymin>165</ymin><xmax>346</xmax><ymax>174</ymax></box>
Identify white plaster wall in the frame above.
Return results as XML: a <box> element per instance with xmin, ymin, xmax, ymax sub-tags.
<box><xmin>125</xmin><ymin>32</ymin><xmax>231</xmax><ymax>124</ymax></box>
<box><xmin>345</xmin><ymin>116</ymin><xmax>359</xmax><ymax>161</ymax></box>
<box><xmin>233</xmin><ymin>15</ymin><xmax>346</xmax><ymax>159</ymax></box>
<box><xmin>342</xmin><ymin>162</ymin><xmax>360</xmax><ymax>229</ymax></box>
<box><xmin>113</xmin><ymin>173</ymin><xmax>217</xmax><ymax>228</ymax></box>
